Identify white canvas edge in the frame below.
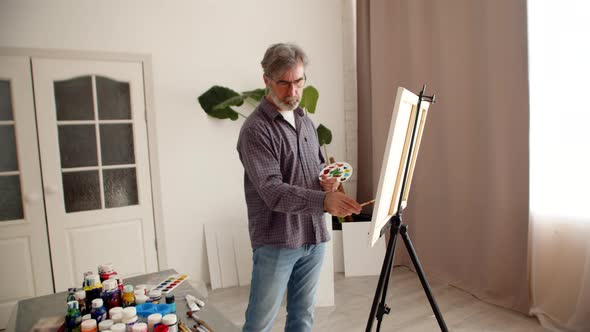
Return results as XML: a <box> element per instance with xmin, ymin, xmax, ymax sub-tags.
<box><xmin>368</xmin><ymin>87</ymin><xmax>419</xmax><ymax>247</ymax></box>
<box><xmin>204</xmin><ymin>224</ymin><xmax>222</xmax><ymax>290</ymax></box>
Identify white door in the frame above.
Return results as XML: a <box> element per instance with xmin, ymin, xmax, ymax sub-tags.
<box><xmin>32</xmin><ymin>58</ymin><xmax>158</xmax><ymax>291</ymax></box>
<box><xmin>0</xmin><ymin>56</ymin><xmax>54</xmax><ymax>329</ymax></box>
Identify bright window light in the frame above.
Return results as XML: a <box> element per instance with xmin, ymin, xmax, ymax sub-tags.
<box><xmin>528</xmin><ymin>1</ymin><xmax>590</xmax><ymax>220</ymax></box>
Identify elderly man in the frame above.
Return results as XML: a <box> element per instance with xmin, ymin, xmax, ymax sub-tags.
<box><xmin>237</xmin><ymin>43</ymin><xmax>361</xmax><ymax>332</ymax></box>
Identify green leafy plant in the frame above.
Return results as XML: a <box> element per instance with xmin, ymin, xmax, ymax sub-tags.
<box><xmin>198</xmin><ymin>85</ymin><xmax>333</xmax><ymax>159</ymax></box>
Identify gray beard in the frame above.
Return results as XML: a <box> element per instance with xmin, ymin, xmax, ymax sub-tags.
<box><xmin>269</xmin><ymin>90</ymin><xmax>300</xmax><ymax>111</ymax></box>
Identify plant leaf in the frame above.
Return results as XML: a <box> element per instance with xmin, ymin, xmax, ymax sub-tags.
<box><xmin>198</xmin><ymin>86</ymin><xmax>241</xmax><ymax>120</ymax></box>
<box><xmin>317</xmin><ymin>124</ymin><xmax>332</xmax><ymax>146</ymax></box>
<box><xmin>301</xmin><ymin>85</ymin><xmax>319</xmax><ymax>114</ymax></box>
<box><xmin>242</xmin><ymin>88</ymin><xmax>266</xmax><ymax>102</ymax></box>
<box><xmin>213</xmin><ymin>95</ymin><xmax>245</xmax><ymax>111</ymax></box>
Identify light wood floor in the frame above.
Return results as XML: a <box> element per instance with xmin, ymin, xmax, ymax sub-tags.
<box><xmin>207</xmin><ymin>267</ymin><xmax>548</xmax><ymax>332</ymax></box>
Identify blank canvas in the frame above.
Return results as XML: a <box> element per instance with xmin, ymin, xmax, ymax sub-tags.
<box><xmin>368</xmin><ymin>87</ymin><xmax>430</xmax><ymax>247</ymax></box>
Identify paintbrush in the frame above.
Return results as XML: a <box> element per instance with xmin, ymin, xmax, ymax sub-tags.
<box><xmin>360</xmin><ymin>199</ymin><xmax>375</xmax><ymax>207</ymax></box>
<box><xmin>187</xmin><ymin>311</ymin><xmax>214</xmax><ymax>332</ymax></box>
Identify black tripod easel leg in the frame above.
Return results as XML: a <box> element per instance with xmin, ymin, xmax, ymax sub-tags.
<box><xmin>366</xmin><ymin>216</ymin><xmax>400</xmax><ymax>332</ymax></box>
<box><xmin>400</xmin><ymin>224</ymin><xmax>448</xmax><ymax>332</ymax></box>
<box><xmin>366</xmin><ymin>216</ymin><xmax>449</xmax><ymax>332</ymax></box>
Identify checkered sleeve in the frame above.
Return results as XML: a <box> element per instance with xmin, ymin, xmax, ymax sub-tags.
<box><xmin>238</xmin><ymin>127</ymin><xmax>327</xmax><ymax>215</ymax></box>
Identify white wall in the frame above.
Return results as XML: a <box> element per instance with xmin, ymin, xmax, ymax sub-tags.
<box><xmin>0</xmin><ymin>0</ymin><xmax>347</xmax><ymax>283</ymax></box>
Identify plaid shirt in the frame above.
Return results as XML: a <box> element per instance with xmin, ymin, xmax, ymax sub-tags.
<box><xmin>237</xmin><ymin>97</ymin><xmax>330</xmax><ymax>249</ymax></box>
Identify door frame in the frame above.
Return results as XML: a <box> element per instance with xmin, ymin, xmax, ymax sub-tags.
<box><xmin>0</xmin><ymin>47</ymin><xmax>168</xmax><ymax>271</ymax></box>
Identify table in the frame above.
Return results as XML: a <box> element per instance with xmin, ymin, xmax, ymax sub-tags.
<box><xmin>8</xmin><ymin>269</ymin><xmax>240</xmax><ymax>332</ymax></box>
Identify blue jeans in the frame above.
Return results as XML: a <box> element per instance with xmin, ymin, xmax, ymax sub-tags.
<box><xmin>242</xmin><ymin>243</ymin><xmax>326</xmax><ymax>332</ymax></box>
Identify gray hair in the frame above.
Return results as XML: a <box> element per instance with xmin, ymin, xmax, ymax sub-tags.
<box><xmin>261</xmin><ymin>43</ymin><xmax>309</xmax><ymax>79</ymax></box>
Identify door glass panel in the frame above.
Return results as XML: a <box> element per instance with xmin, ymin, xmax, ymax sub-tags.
<box><xmin>104</xmin><ymin>168</ymin><xmax>138</xmax><ymax>208</ymax></box>
<box><xmin>100</xmin><ymin>124</ymin><xmax>135</xmax><ymax>165</ymax></box>
<box><xmin>0</xmin><ymin>79</ymin><xmax>23</xmax><ymax>222</ymax></box>
<box><xmin>54</xmin><ymin>74</ymin><xmax>141</xmax><ymax>213</ymax></box>
<box><xmin>0</xmin><ymin>125</ymin><xmax>18</xmax><ymax>172</ymax></box>
<box><xmin>0</xmin><ymin>175</ymin><xmax>24</xmax><ymax>221</ymax></box>
<box><xmin>0</xmin><ymin>80</ymin><xmax>13</xmax><ymax>121</ymax></box>
<box><xmin>58</xmin><ymin>125</ymin><xmax>98</xmax><ymax>168</ymax></box>
<box><xmin>96</xmin><ymin>76</ymin><xmax>131</xmax><ymax>120</ymax></box>
<box><xmin>54</xmin><ymin>76</ymin><xmax>94</xmax><ymax>121</ymax></box>
<box><xmin>62</xmin><ymin>171</ymin><xmax>101</xmax><ymax>213</ymax></box>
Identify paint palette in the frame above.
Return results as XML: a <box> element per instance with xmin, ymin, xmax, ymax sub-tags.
<box><xmin>151</xmin><ymin>274</ymin><xmax>189</xmax><ymax>294</ymax></box>
<box><xmin>318</xmin><ymin>162</ymin><xmax>353</xmax><ymax>183</ymax></box>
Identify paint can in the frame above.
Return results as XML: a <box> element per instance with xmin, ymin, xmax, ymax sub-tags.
<box><xmin>109</xmin><ymin>307</ymin><xmax>123</xmax><ymax>320</ymax></box>
<box><xmin>102</xmin><ymin>279</ymin><xmax>121</xmax><ymax>310</ymax></box>
<box><xmin>66</xmin><ymin>300</ymin><xmax>82</xmax><ymax>331</ymax></box>
<box><xmin>90</xmin><ymin>298</ymin><xmax>107</xmax><ymax>323</ymax></box>
<box><xmin>148</xmin><ymin>289</ymin><xmax>162</xmax><ymax>304</ymax></box>
<box><xmin>165</xmin><ymin>294</ymin><xmax>175</xmax><ymax>314</ymax></box>
<box><xmin>135</xmin><ymin>294</ymin><xmax>149</xmax><ymax>305</ymax></box>
<box><xmin>131</xmin><ymin>322</ymin><xmax>148</xmax><ymax>332</ymax></box>
<box><xmin>110</xmin><ymin>323</ymin><xmax>127</xmax><ymax>332</ymax></box>
<box><xmin>80</xmin><ymin>319</ymin><xmax>98</xmax><ymax>332</ymax></box>
<box><xmin>75</xmin><ymin>289</ymin><xmax>88</xmax><ymax>315</ymax></box>
<box><xmin>161</xmin><ymin>314</ymin><xmax>178</xmax><ymax>332</ymax></box>
<box><xmin>122</xmin><ymin>285</ymin><xmax>135</xmax><ymax>307</ymax></box>
<box><xmin>67</xmin><ymin>288</ymin><xmax>77</xmax><ymax>303</ymax></box>
<box><xmin>108</xmin><ymin>273</ymin><xmax>124</xmax><ymax>294</ymax></box>
<box><xmin>121</xmin><ymin>307</ymin><xmax>138</xmax><ymax>332</ymax></box>
<box><xmin>98</xmin><ymin>263</ymin><xmax>117</xmax><ymax>282</ymax></box>
<box><xmin>84</xmin><ymin>274</ymin><xmax>103</xmax><ymax>310</ymax></box>
<box><xmin>147</xmin><ymin>313</ymin><xmax>162</xmax><ymax>332</ymax></box>
<box><xmin>135</xmin><ymin>285</ymin><xmax>148</xmax><ymax>295</ymax></box>
<box><xmin>98</xmin><ymin>319</ymin><xmax>114</xmax><ymax>331</ymax></box>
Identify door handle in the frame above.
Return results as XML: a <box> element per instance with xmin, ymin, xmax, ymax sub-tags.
<box><xmin>44</xmin><ymin>185</ymin><xmax>59</xmax><ymax>195</ymax></box>
<box><xmin>25</xmin><ymin>193</ymin><xmax>41</xmax><ymax>203</ymax></box>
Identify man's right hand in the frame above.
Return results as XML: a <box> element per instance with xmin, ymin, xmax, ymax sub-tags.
<box><xmin>323</xmin><ymin>192</ymin><xmax>362</xmax><ymax>217</ymax></box>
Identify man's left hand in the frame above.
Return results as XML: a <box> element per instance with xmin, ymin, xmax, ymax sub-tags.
<box><xmin>320</xmin><ymin>175</ymin><xmax>339</xmax><ymax>192</ymax></box>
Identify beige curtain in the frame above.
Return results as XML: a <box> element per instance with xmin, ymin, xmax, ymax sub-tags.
<box><xmin>530</xmin><ymin>217</ymin><xmax>590</xmax><ymax>331</ymax></box>
<box><xmin>357</xmin><ymin>0</ymin><xmax>530</xmax><ymax>314</ymax></box>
